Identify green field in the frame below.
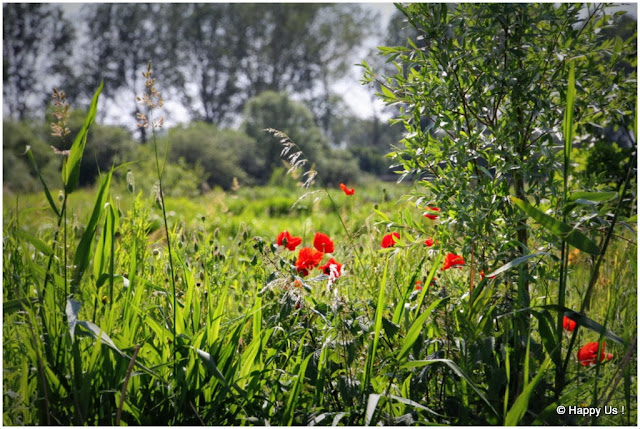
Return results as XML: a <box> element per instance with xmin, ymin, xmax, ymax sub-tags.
<box><xmin>3</xmin><ymin>173</ymin><xmax>637</xmax><ymax>425</ymax></box>
<box><xmin>3</xmin><ymin>3</ymin><xmax>637</xmax><ymax>425</ymax></box>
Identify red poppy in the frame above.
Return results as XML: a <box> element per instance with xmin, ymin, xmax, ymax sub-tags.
<box><xmin>563</xmin><ymin>316</ymin><xmax>577</xmax><ymax>332</ymax></box>
<box><xmin>424</xmin><ymin>237</ymin><xmax>438</xmax><ymax>247</ymax></box>
<box><xmin>276</xmin><ymin>230</ymin><xmax>302</xmax><ymax>251</ymax></box>
<box><xmin>319</xmin><ymin>258</ymin><xmax>342</xmax><ymax>278</ymax></box>
<box><xmin>577</xmin><ymin>342</ymin><xmax>613</xmax><ymax>366</ymax></box>
<box><xmin>423</xmin><ymin>206</ymin><xmax>440</xmax><ymax>220</ymax></box>
<box><xmin>416</xmin><ymin>277</ymin><xmax>437</xmax><ymax>291</ymax></box>
<box><xmin>381</xmin><ymin>232</ymin><xmax>400</xmax><ymax>248</ymax></box>
<box><xmin>340</xmin><ymin>183</ymin><xmax>355</xmax><ymax>195</ymax></box>
<box><xmin>480</xmin><ymin>270</ymin><xmax>495</xmax><ymax>280</ymax></box>
<box><xmin>442</xmin><ymin>253</ymin><xmax>465</xmax><ymax>270</ymax></box>
<box><xmin>295</xmin><ymin>247</ymin><xmax>324</xmax><ymax>277</ymax></box>
<box><xmin>313</xmin><ymin>232</ymin><xmax>334</xmax><ymax>253</ymax></box>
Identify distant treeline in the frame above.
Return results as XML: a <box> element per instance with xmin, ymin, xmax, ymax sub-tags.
<box><xmin>3</xmin><ymin>3</ymin><xmax>635</xmax><ymax>194</ymax></box>
<box><xmin>3</xmin><ymin>3</ymin><xmax>411</xmax><ymax>139</ymax></box>
<box><xmin>3</xmin><ymin>90</ymin><xmax>406</xmax><ymax>194</ymax></box>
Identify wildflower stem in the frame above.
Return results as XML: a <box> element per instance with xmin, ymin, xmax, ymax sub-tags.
<box><xmin>152</xmin><ymin>127</ymin><xmax>178</xmax><ymax>392</ymax></box>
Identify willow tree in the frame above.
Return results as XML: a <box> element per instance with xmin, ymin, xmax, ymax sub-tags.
<box><xmin>363</xmin><ymin>2</ymin><xmax>636</xmax><ymax>415</ymax></box>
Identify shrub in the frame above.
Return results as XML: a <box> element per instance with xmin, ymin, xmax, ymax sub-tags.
<box><xmin>162</xmin><ymin>122</ymin><xmax>251</xmax><ymax>190</ymax></box>
<box><xmin>3</xmin><ymin>119</ymin><xmax>62</xmax><ymax>192</ymax></box>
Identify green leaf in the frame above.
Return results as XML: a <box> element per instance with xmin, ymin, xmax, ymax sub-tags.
<box><xmin>65</xmin><ymin>299</ymin><xmax>81</xmax><ymax>342</ymax></box>
<box><xmin>76</xmin><ymin>320</ymin><xmax>123</xmax><ymax>356</ymax></box>
<box><xmin>63</xmin><ymin>81</ymin><xmax>103</xmax><ymax>193</ymax></box>
<box><xmin>531</xmin><ymin>310</ymin><xmax>560</xmax><ymax>367</ymax></box>
<box><xmin>71</xmin><ymin>171</ymin><xmax>112</xmax><ymax>294</ymax></box>
<box><xmin>3</xmin><ymin>297</ymin><xmax>38</xmax><ymax>314</ymax></box>
<box><xmin>568</xmin><ymin>191</ymin><xmax>618</xmax><ymax>203</ymax></box>
<box><xmin>387</xmin><ymin>394</ymin><xmax>445</xmax><ymax>418</ymax></box>
<box><xmin>401</xmin><ymin>359</ymin><xmax>500</xmax><ymax>418</ymax></box>
<box><xmin>505</xmin><ymin>357</ymin><xmax>552</xmax><ymax>425</ymax></box>
<box><xmin>510</xmin><ymin>196</ymin><xmax>600</xmax><ymax>255</ymax></box>
<box><xmin>13</xmin><ymin>229</ymin><xmax>53</xmax><ymax>256</ymax></box>
<box><xmin>543</xmin><ymin>305</ymin><xmax>626</xmax><ymax>345</ymax></box>
<box><xmin>24</xmin><ymin>145</ymin><xmax>60</xmax><ymax>217</ymax></box>
<box><xmin>397</xmin><ymin>297</ymin><xmax>447</xmax><ymax>362</ymax></box>
<box><xmin>563</xmin><ymin>191</ymin><xmax>619</xmax><ymax>215</ymax></box>
<box><xmin>365</xmin><ymin>393</ymin><xmax>381</xmax><ymax>426</ymax></box>
<box><xmin>486</xmin><ymin>252</ymin><xmax>550</xmax><ymax>278</ymax></box>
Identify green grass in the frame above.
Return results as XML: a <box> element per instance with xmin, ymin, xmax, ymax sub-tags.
<box><xmin>2</xmin><ymin>178</ymin><xmax>637</xmax><ymax>425</ymax></box>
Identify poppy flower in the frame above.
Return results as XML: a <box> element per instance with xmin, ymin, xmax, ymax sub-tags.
<box><xmin>423</xmin><ymin>206</ymin><xmax>440</xmax><ymax>220</ymax></box>
<box><xmin>424</xmin><ymin>237</ymin><xmax>434</xmax><ymax>247</ymax></box>
<box><xmin>295</xmin><ymin>247</ymin><xmax>324</xmax><ymax>277</ymax></box>
<box><xmin>313</xmin><ymin>232</ymin><xmax>334</xmax><ymax>254</ymax></box>
<box><xmin>276</xmin><ymin>230</ymin><xmax>302</xmax><ymax>251</ymax></box>
<box><xmin>577</xmin><ymin>342</ymin><xmax>613</xmax><ymax>366</ymax></box>
<box><xmin>442</xmin><ymin>253</ymin><xmax>465</xmax><ymax>270</ymax></box>
<box><xmin>563</xmin><ymin>316</ymin><xmax>577</xmax><ymax>332</ymax></box>
<box><xmin>319</xmin><ymin>257</ymin><xmax>342</xmax><ymax>278</ymax></box>
<box><xmin>415</xmin><ymin>281</ymin><xmax>423</xmax><ymax>290</ymax></box>
<box><xmin>340</xmin><ymin>183</ymin><xmax>355</xmax><ymax>195</ymax></box>
<box><xmin>381</xmin><ymin>232</ymin><xmax>400</xmax><ymax>248</ymax></box>
<box><xmin>480</xmin><ymin>270</ymin><xmax>495</xmax><ymax>280</ymax></box>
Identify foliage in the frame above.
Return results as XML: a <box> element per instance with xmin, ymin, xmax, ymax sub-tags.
<box><xmin>585</xmin><ymin>142</ymin><xmax>635</xmax><ymax>186</ymax></box>
<box><xmin>72</xmin><ymin>3</ymin><xmax>375</xmax><ymax>135</ymax></box>
<box><xmin>2</xmin><ymin>3</ymin><xmax>75</xmax><ymax>119</ymax></box>
<box><xmin>3</xmin><ymin>120</ymin><xmax>62</xmax><ymax>192</ymax></box>
<box><xmin>242</xmin><ymin>91</ymin><xmax>360</xmax><ymax>185</ymax></box>
<box><xmin>3</xmin><ymin>110</ymin><xmax>138</xmax><ymax>192</ymax></box>
<box><xmin>2</xmin><ymin>5</ymin><xmax>637</xmax><ymax>427</ymax></box>
<box><xmin>162</xmin><ymin>122</ymin><xmax>251</xmax><ymax>190</ymax></box>
<box><xmin>361</xmin><ymin>2</ymin><xmax>636</xmax><ymax>424</ymax></box>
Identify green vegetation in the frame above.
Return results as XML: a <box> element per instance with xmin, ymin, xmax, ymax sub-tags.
<box><xmin>2</xmin><ymin>2</ymin><xmax>637</xmax><ymax>427</ymax></box>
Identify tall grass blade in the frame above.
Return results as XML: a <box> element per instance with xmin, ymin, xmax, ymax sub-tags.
<box><xmin>3</xmin><ymin>297</ymin><xmax>38</xmax><ymax>314</ymax></box>
<box><xmin>412</xmin><ymin>251</ymin><xmax>442</xmax><ymax>321</ymax></box>
<box><xmin>544</xmin><ymin>306</ymin><xmax>626</xmax><ymax>345</ymax></box>
<box><xmin>71</xmin><ymin>171</ymin><xmax>112</xmax><ymax>294</ymax></box>
<box><xmin>65</xmin><ymin>298</ymin><xmax>81</xmax><ymax>341</ymax></box>
<box><xmin>24</xmin><ymin>145</ymin><xmax>60</xmax><ymax>218</ymax></box>
<box><xmin>76</xmin><ymin>320</ymin><xmax>124</xmax><ymax>357</ymax></box>
<box><xmin>282</xmin><ymin>352</ymin><xmax>313</xmax><ymax>425</ymax></box>
<box><xmin>505</xmin><ymin>357</ymin><xmax>552</xmax><ymax>425</ymax></box>
<box><xmin>486</xmin><ymin>252</ymin><xmax>550</xmax><ymax>278</ymax></box>
<box><xmin>365</xmin><ymin>393</ymin><xmax>381</xmax><ymax>426</ymax></box>
<box><xmin>363</xmin><ymin>254</ymin><xmax>390</xmax><ymax>394</ymax></box>
<box><xmin>401</xmin><ymin>359</ymin><xmax>500</xmax><ymax>418</ymax></box>
<box><xmin>63</xmin><ymin>81</ymin><xmax>103</xmax><ymax>194</ymax></box>
<box><xmin>13</xmin><ymin>229</ymin><xmax>53</xmax><ymax>257</ymax></box>
<box><xmin>387</xmin><ymin>394</ymin><xmax>445</xmax><ymax>418</ymax></box>
<box><xmin>116</xmin><ymin>344</ymin><xmax>141</xmax><ymax>426</ymax></box>
<box><xmin>510</xmin><ymin>196</ymin><xmax>600</xmax><ymax>255</ymax></box>
<box><xmin>563</xmin><ymin>62</ymin><xmax>575</xmax><ymax>172</ymax></box>
<box><xmin>397</xmin><ymin>297</ymin><xmax>447</xmax><ymax>362</ymax></box>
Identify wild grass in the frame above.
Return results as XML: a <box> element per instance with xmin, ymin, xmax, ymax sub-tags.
<box><xmin>3</xmin><ymin>172</ymin><xmax>636</xmax><ymax>425</ymax></box>
<box><xmin>2</xmin><ymin>76</ymin><xmax>636</xmax><ymax>425</ymax></box>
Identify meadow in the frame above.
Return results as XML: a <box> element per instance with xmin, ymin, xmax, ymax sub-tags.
<box><xmin>3</xmin><ymin>4</ymin><xmax>637</xmax><ymax>425</ymax></box>
<box><xmin>2</xmin><ymin>156</ymin><xmax>637</xmax><ymax>425</ymax></box>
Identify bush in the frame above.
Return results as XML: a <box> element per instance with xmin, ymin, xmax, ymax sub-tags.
<box><xmin>3</xmin><ymin>119</ymin><xmax>62</xmax><ymax>192</ymax></box>
<box><xmin>242</xmin><ymin>91</ymin><xmax>331</xmax><ymax>184</ymax></box>
<box><xmin>162</xmin><ymin>122</ymin><xmax>251</xmax><ymax>190</ymax></box>
<box><xmin>584</xmin><ymin>141</ymin><xmax>634</xmax><ymax>186</ymax></box>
